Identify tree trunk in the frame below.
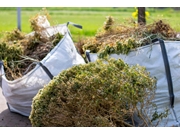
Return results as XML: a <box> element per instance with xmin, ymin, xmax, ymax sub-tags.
<box><xmin>138</xmin><ymin>7</ymin><xmax>146</xmax><ymax>25</ymax></box>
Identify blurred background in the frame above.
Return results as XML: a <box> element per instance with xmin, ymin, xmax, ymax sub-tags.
<box><xmin>0</xmin><ymin>7</ymin><xmax>180</xmax><ymax>41</ymax></box>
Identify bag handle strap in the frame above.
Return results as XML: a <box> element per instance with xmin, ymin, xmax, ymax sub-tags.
<box><xmin>22</xmin><ymin>61</ymin><xmax>53</xmax><ymax>80</ymax></box>
<box><xmin>152</xmin><ymin>38</ymin><xmax>174</xmax><ymax>108</ymax></box>
<box><xmin>39</xmin><ymin>62</ymin><xmax>54</xmax><ymax>80</ymax></box>
<box><xmin>67</xmin><ymin>22</ymin><xmax>82</xmax><ymax>29</ymax></box>
<box><xmin>159</xmin><ymin>39</ymin><xmax>174</xmax><ymax>108</ymax></box>
<box><xmin>0</xmin><ymin>61</ymin><xmax>3</xmax><ymax>88</ymax></box>
<box><xmin>85</xmin><ymin>50</ymin><xmax>91</xmax><ymax>62</ymax></box>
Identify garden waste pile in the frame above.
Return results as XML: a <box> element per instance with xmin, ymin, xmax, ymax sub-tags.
<box><xmin>0</xmin><ymin>9</ymin><xmax>63</xmax><ymax>81</ymax></box>
<box><xmin>81</xmin><ymin>16</ymin><xmax>180</xmax><ymax>58</ymax></box>
<box><xmin>29</xmin><ymin>16</ymin><xmax>180</xmax><ymax>127</ymax></box>
<box><xmin>79</xmin><ymin>16</ymin><xmax>180</xmax><ymax>127</ymax></box>
<box><xmin>0</xmin><ymin>8</ymin><xmax>86</xmax><ymax>117</ymax></box>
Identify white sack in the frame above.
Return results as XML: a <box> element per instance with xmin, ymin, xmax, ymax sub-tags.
<box><xmin>0</xmin><ymin>23</ymin><xmax>85</xmax><ymax>116</ymax></box>
<box><xmin>86</xmin><ymin>40</ymin><xmax>180</xmax><ymax>127</ymax></box>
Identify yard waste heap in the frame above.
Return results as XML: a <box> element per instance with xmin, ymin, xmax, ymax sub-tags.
<box><xmin>0</xmin><ymin>9</ymin><xmax>85</xmax><ymax>116</ymax></box>
<box><xmin>29</xmin><ymin>16</ymin><xmax>180</xmax><ymax>127</ymax></box>
<box><xmin>0</xmin><ymin>9</ymin><xmax>63</xmax><ymax>81</ymax></box>
<box><xmin>82</xmin><ymin>16</ymin><xmax>180</xmax><ymax>127</ymax></box>
<box><xmin>82</xmin><ymin>16</ymin><xmax>179</xmax><ymax>58</ymax></box>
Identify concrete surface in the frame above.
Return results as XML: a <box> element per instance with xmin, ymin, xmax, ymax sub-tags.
<box><xmin>0</xmin><ymin>90</ymin><xmax>32</xmax><ymax>127</ymax></box>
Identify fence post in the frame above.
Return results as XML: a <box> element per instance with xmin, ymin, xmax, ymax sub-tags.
<box><xmin>17</xmin><ymin>7</ymin><xmax>21</xmax><ymax>31</ymax></box>
<box><xmin>138</xmin><ymin>7</ymin><xmax>146</xmax><ymax>25</ymax></box>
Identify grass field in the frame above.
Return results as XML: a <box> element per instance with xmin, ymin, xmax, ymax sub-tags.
<box><xmin>0</xmin><ymin>7</ymin><xmax>180</xmax><ymax>41</ymax></box>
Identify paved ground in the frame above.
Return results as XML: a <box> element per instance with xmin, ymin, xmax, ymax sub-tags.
<box><xmin>0</xmin><ymin>89</ymin><xmax>32</xmax><ymax>127</ymax></box>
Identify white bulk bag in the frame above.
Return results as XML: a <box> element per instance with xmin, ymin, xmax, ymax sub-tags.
<box><xmin>0</xmin><ymin>22</ymin><xmax>85</xmax><ymax>117</ymax></box>
<box><xmin>85</xmin><ymin>39</ymin><xmax>180</xmax><ymax>127</ymax></box>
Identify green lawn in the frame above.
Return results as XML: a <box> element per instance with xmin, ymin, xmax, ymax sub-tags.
<box><xmin>0</xmin><ymin>7</ymin><xmax>180</xmax><ymax>41</ymax></box>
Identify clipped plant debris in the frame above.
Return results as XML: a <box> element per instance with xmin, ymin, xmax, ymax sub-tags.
<box><xmin>82</xmin><ymin>16</ymin><xmax>179</xmax><ymax>58</ymax></box>
<box><xmin>0</xmin><ymin>8</ymin><xmax>63</xmax><ymax>80</ymax></box>
<box><xmin>29</xmin><ymin>58</ymin><xmax>163</xmax><ymax>127</ymax></box>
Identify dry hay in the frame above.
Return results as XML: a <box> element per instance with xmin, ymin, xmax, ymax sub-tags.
<box><xmin>28</xmin><ymin>58</ymin><xmax>168</xmax><ymax>127</ymax></box>
<box><xmin>0</xmin><ymin>9</ymin><xmax>63</xmax><ymax>81</ymax></box>
<box><xmin>81</xmin><ymin>16</ymin><xmax>179</xmax><ymax>58</ymax></box>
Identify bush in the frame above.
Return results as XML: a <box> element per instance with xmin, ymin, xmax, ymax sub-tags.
<box><xmin>29</xmin><ymin>58</ymin><xmax>157</xmax><ymax>127</ymax></box>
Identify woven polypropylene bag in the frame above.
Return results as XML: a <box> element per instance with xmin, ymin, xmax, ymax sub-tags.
<box><xmin>86</xmin><ymin>40</ymin><xmax>180</xmax><ymax>127</ymax></box>
<box><xmin>0</xmin><ymin>23</ymin><xmax>85</xmax><ymax>116</ymax></box>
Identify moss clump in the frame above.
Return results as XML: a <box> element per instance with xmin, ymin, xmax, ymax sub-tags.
<box><xmin>29</xmin><ymin>58</ymin><xmax>157</xmax><ymax>127</ymax></box>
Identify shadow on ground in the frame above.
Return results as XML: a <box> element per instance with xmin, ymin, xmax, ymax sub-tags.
<box><xmin>0</xmin><ymin>109</ymin><xmax>31</xmax><ymax>127</ymax></box>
